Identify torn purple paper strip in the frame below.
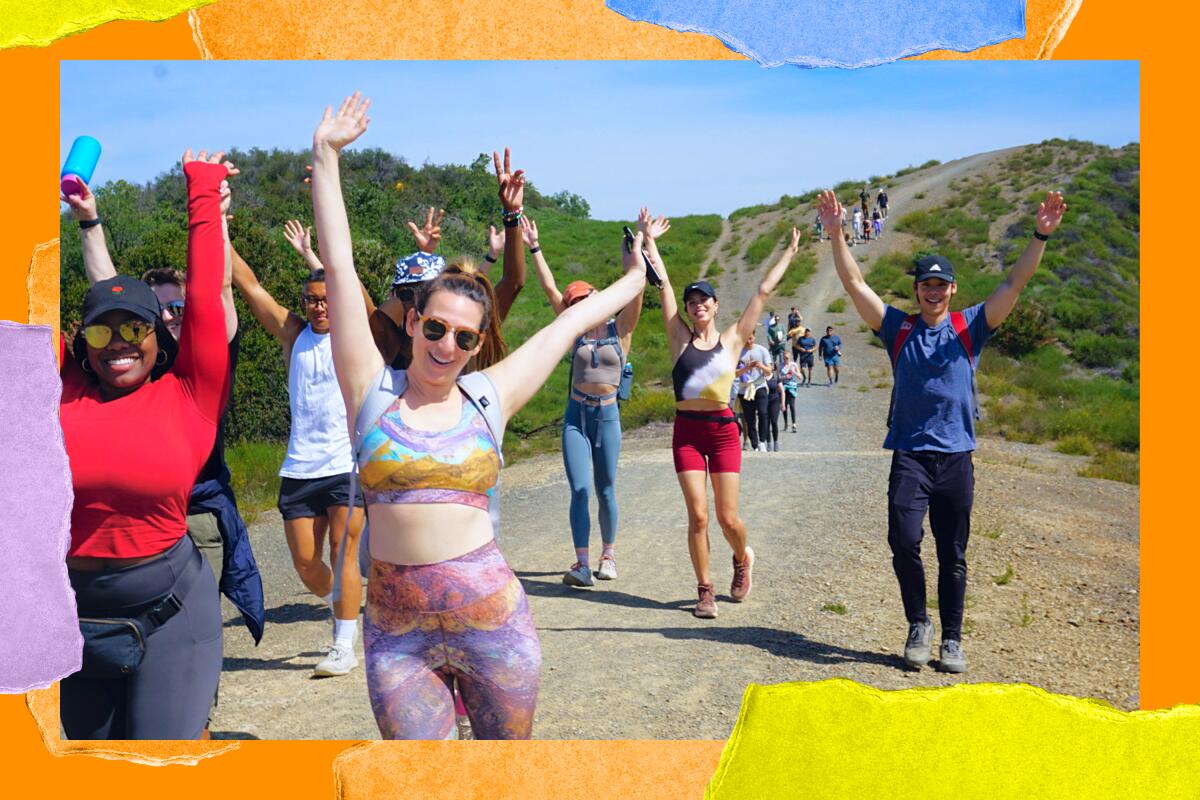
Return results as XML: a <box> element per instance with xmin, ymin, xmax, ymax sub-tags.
<box><xmin>0</xmin><ymin>321</ymin><xmax>81</xmax><ymax>692</ymax></box>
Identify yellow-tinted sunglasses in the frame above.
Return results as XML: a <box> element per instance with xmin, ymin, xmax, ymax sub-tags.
<box><xmin>83</xmin><ymin>319</ymin><xmax>156</xmax><ymax>349</ymax></box>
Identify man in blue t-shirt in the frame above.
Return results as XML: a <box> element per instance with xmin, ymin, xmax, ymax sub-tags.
<box><xmin>795</xmin><ymin>328</ymin><xmax>817</xmax><ymax>385</ymax></box>
<box><xmin>819</xmin><ymin>326</ymin><xmax>842</xmax><ymax>385</ymax></box>
<box><xmin>817</xmin><ymin>188</ymin><xmax>1067</xmax><ymax>674</ymax></box>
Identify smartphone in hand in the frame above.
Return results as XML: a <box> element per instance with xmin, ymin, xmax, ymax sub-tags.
<box><xmin>623</xmin><ymin>225</ymin><xmax>663</xmax><ymax>287</ymax></box>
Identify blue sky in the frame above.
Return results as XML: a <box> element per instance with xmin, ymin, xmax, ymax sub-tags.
<box><xmin>61</xmin><ymin>61</ymin><xmax>1138</xmax><ymax>220</ymax></box>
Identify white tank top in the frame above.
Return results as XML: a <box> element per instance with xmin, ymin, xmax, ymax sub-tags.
<box><xmin>279</xmin><ymin>326</ymin><xmax>353</xmax><ymax>479</ymax></box>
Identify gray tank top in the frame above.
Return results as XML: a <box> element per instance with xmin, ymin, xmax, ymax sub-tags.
<box><xmin>571</xmin><ymin>320</ymin><xmax>624</xmax><ymax>387</ymax></box>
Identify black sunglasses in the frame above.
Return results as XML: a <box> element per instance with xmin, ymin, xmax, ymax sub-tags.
<box><xmin>419</xmin><ymin>315</ymin><xmax>482</xmax><ymax>351</ymax></box>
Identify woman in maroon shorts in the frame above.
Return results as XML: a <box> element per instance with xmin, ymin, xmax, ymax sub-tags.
<box><xmin>643</xmin><ymin>207</ymin><xmax>802</xmax><ymax>619</ymax></box>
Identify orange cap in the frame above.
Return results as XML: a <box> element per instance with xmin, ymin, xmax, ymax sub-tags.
<box><xmin>562</xmin><ymin>281</ymin><xmax>596</xmax><ymax>306</ymax></box>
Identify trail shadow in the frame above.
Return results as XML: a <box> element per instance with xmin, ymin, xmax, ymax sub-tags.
<box><xmin>224</xmin><ymin>602</ymin><xmax>352</xmax><ymax>628</ymax></box>
<box><xmin>223</xmin><ymin>653</ymin><xmax>324</xmax><ymax>672</ymax></box>
<box><xmin>513</xmin><ymin>570</ymin><xmax>562</xmax><ymax>579</ymax></box>
<box><xmin>210</xmin><ymin>730</ymin><xmax>261</xmax><ymax>740</ymax></box>
<box><xmin>518</xmin><ymin>576</ymin><xmax>692</xmax><ymax>612</ymax></box>
<box><xmin>537</xmin><ymin>624</ymin><xmax>905</xmax><ymax>669</ymax></box>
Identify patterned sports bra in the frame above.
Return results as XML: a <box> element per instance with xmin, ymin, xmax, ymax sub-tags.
<box><xmin>356</xmin><ymin>393</ymin><xmax>500</xmax><ymax>510</ymax></box>
<box><xmin>671</xmin><ymin>336</ymin><xmax>735</xmax><ymax>404</ymax></box>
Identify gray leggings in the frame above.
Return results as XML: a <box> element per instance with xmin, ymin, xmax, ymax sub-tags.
<box><xmin>562</xmin><ymin>397</ymin><xmax>622</xmax><ymax>551</ymax></box>
<box><xmin>62</xmin><ymin>535</ymin><xmax>223</xmax><ymax>740</ymax></box>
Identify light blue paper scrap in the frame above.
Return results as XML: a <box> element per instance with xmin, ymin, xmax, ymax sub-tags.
<box><xmin>605</xmin><ymin>1</ymin><xmax>1026</xmax><ymax>68</ymax></box>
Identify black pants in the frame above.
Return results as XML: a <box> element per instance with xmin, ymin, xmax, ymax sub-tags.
<box><xmin>743</xmin><ymin>388</ymin><xmax>769</xmax><ymax>448</ymax></box>
<box><xmin>886</xmin><ymin>450</ymin><xmax>974</xmax><ymax>641</ymax></box>
<box><xmin>783</xmin><ymin>393</ymin><xmax>797</xmax><ymax>426</ymax></box>
<box><xmin>767</xmin><ymin>392</ymin><xmax>781</xmax><ymax>444</ymax></box>
<box><xmin>62</xmin><ymin>536</ymin><xmax>223</xmax><ymax>739</ymax></box>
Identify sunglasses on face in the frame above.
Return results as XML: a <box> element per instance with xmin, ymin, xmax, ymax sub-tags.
<box><xmin>303</xmin><ymin>294</ymin><xmax>328</xmax><ymax>308</ymax></box>
<box><xmin>83</xmin><ymin>319</ymin><xmax>156</xmax><ymax>349</ymax></box>
<box><xmin>419</xmin><ymin>315</ymin><xmax>483</xmax><ymax>351</ymax></box>
<box><xmin>163</xmin><ymin>300</ymin><xmax>185</xmax><ymax>321</ymax></box>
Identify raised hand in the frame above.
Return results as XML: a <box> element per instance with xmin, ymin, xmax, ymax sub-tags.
<box><xmin>638</xmin><ymin>206</ymin><xmax>671</xmax><ymax>240</ymax></box>
<box><xmin>314</xmin><ymin>92</ymin><xmax>372</xmax><ymax>153</ymax></box>
<box><xmin>519</xmin><ymin>216</ymin><xmax>539</xmax><ymax>249</ymax></box>
<box><xmin>406</xmin><ymin>206</ymin><xmax>445</xmax><ymax>253</ymax></box>
<box><xmin>816</xmin><ymin>190</ymin><xmax>843</xmax><ymax>234</ymax></box>
<box><xmin>493</xmin><ymin>147</ymin><xmax>526</xmax><ymax>212</ymax></box>
<box><xmin>485</xmin><ymin>224</ymin><xmax>504</xmax><ymax>256</ymax></box>
<box><xmin>219</xmin><ymin>179</ymin><xmax>233</xmax><ymax>219</ymax></box>
<box><xmin>1035</xmin><ymin>191</ymin><xmax>1067</xmax><ymax>236</ymax></box>
<box><xmin>621</xmin><ymin>227</ymin><xmax>647</xmax><ymax>275</ymax></box>
<box><xmin>786</xmin><ymin>226</ymin><xmax>801</xmax><ymax>251</ymax></box>
<box><xmin>61</xmin><ymin>178</ymin><xmax>98</xmax><ymax>221</ymax></box>
<box><xmin>283</xmin><ymin>219</ymin><xmax>313</xmax><ymax>257</ymax></box>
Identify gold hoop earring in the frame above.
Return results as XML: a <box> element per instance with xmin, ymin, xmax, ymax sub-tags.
<box><xmin>156</xmin><ymin>351</ymin><xmax>168</xmax><ymax>366</ymax></box>
<box><xmin>81</xmin><ymin>359</ymin><xmax>94</xmax><ymax>374</ymax></box>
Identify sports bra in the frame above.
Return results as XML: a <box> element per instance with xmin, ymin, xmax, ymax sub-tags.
<box><xmin>356</xmin><ymin>393</ymin><xmax>500</xmax><ymax>510</ymax></box>
<box><xmin>671</xmin><ymin>335</ymin><xmax>734</xmax><ymax>403</ymax></box>
<box><xmin>572</xmin><ymin>320</ymin><xmax>624</xmax><ymax>388</ymax></box>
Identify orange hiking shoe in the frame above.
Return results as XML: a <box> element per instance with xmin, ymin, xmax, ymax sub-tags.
<box><xmin>731</xmin><ymin>547</ymin><xmax>755</xmax><ymax>602</ymax></box>
<box><xmin>694</xmin><ymin>583</ymin><xmax>718</xmax><ymax>619</ymax></box>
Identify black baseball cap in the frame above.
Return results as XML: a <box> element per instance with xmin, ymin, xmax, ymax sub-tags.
<box><xmin>913</xmin><ymin>254</ymin><xmax>956</xmax><ymax>283</ymax></box>
<box><xmin>682</xmin><ymin>280</ymin><xmax>717</xmax><ymax>301</ymax></box>
<box><xmin>82</xmin><ymin>275</ymin><xmax>163</xmax><ymax>326</ymax></box>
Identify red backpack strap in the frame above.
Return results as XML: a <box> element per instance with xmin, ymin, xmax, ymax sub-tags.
<box><xmin>949</xmin><ymin>311</ymin><xmax>974</xmax><ymax>368</ymax></box>
<box><xmin>889</xmin><ymin>314</ymin><xmax>919</xmax><ymax>367</ymax></box>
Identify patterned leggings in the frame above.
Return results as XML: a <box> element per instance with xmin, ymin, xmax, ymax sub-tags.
<box><xmin>364</xmin><ymin>540</ymin><xmax>541</xmax><ymax>739</ymax></box>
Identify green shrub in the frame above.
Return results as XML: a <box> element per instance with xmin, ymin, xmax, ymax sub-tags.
<box><xmin>826</xmin><ymin>298</ymin><xmax>847</xmax><ymax>313</ymax></box>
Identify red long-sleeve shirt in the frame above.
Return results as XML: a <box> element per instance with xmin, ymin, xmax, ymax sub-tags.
<box><xmin>61</xmin><ymin>161</ymin><xmax>231</xmax><ymax>558</ymax></box>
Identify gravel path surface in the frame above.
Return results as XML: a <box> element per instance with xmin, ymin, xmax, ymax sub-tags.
<box><xmin>210</xmin><ymin>149</ymin><xmax>1139</xmax><ymax>740</ymax></box>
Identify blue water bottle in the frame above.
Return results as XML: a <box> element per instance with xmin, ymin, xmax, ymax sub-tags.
<box><xmin>61</xmin><ymin>136</ymin><xmax>102</xmax><ymax>197</ymax></box>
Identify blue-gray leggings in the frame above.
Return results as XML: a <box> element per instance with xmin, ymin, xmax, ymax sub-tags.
<box><xmin>62</xmin><ymin>535</ymin><xmax>223</xmax><ymax>740</ymax></box>
<box><xmin>562</xmin><ymin>397</ymin><xmax>622</xmax><ymax>550</ymax></box>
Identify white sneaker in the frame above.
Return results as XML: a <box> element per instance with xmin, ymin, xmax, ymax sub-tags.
<box><xmin>313</xmin><ymin>642</ymin><xmax>357</xmax><ymax>677</ymax></box>
<box><xmin>563</xmin><ymin>562</ymin><xmax>594</xmax><ymax>587</ymax></box>
<box><xmin>757</xmin><ymin>442</ymin><xmax>768</xmax><ymax>452</ymax></box>
<box><xmin>596</xmin><ymin>556</ymin><xmax>618</xmax><ymax>581</ymax></box>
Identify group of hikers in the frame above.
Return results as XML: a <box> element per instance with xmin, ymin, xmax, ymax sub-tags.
<box><xmin>815</xmin><ymin>185</ymin><xmax>888</xmax><ymax>245</ymax></box>
<box><xmin>732</xmin><ymin>310</ymin><xmax>843</xmax><ymax>453</ymax></box>
<box><xmin>57</xmin><ymin>92</ymin><xmax>1067</xmax><ymax>741</ymax></box>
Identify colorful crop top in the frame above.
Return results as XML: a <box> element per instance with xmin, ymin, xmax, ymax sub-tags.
<box><xmin>671</xmin><ymin>336</ymin><xmax>735</xmax><ymax>403</ymax></box>
<box><xmin>356</xmin><ymin>393</ymin><xmax>500</xmax><ymax>510</ymax></box>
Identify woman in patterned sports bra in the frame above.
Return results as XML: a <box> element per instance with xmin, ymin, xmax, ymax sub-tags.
<box><xmin>310</xmin><ymin>93</ymin><xmax>648</xmax><ymax>739</ymax></box>
<box><xmin>650</xmin><ymin>210</ymin><xmax>803</xmax><ymax>620</ymax></box>
<box><xmin>522</xmin><ymin>215</ymin><xmax>645</xmax><ymax>588</ymax></box>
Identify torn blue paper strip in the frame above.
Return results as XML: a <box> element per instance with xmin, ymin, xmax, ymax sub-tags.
<box><xmin>605</xmin><ymin>1</ymin><xmax>1026</xmax><ymax>68</ymax></box>
<box><xmin>0</xmin><ymin>322</ymin><xmax>81</xmax><ymax>692</ymax></box>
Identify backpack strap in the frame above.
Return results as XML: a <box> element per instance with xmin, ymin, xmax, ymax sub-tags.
<box><xmin>949</xmin><ymin>311</ymin><xmax>974</xmax><ymax>368</ymax></box>
<box><xmin>889</xmin><ymin>314</ymin><xmax>919</xmax><ymax>366</ymax></box>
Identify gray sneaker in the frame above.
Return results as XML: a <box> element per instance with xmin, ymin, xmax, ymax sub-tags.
<box><xmin>938</xmin><ymin>639</ymin><xmax>968</xmax><ymax>673</ymax></box>
<box><xmin>595</xmin><ymin>556</ymin><xmax>618</xmax><ymax>581</ymax></box>
<box><xmin>903</xmin><ymin>619</ymin><xmax>934</xmax><ymax>668</ymax></box>
<box><xmin>563</xmin><ymin>562</ymin><xmax>594</xmax><ymax>587</ymax></box>
<box><xmin>313</xmin><ymin>642</ymin><xmax>357</xmax><ymax>677</ymax></box>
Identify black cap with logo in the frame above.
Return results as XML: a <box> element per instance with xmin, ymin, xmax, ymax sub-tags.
<box><xmin>913</xmin><ymin>254</ymin><xmax>956</xmax><ymax>283</ymax></box>
<box><xmin>82</xmin><ymin>275</ymin><xmax>163</xmax><ymax>326</ymax></box>
<box><xmin>682</xmin><ymin>280</ymin><xmax>717</xmax><ymax>301</ymax></box>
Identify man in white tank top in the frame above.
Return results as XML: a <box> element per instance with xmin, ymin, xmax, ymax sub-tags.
<box><xmin>232</xmin><ymin>221</ymin><xmax>366</xmax><ymax>677</ymax></box>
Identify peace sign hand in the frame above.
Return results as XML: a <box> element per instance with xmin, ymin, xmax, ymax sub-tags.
<box><xmin>406</xmin><ymin>207</ymin><xmax>445</xmax><ymax>253</ymax></box>
<box><xmin>314</xmin><ymin>92</ymin><xmax>372</xmax><ymax>153</ymax></box>
<box><xmin>1035</xmin><ymin>191</ymin><xmax>1067</xmax><ymax>236</ymax></box>
<box><xmin>493</xmin><ymin>147</ymin><xmax>526</xmax><ymax>212</ymax></box>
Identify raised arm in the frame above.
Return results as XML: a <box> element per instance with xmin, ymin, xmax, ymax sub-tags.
<box><xmin>481</xmin><ymin>225</ymin><xmax>504</xmax><ymax>276</ymax></box>
<box><xmin>486</xmin><ymin>229</ymin><xmax>647</xmax><ymax>425</ymax></box>
<box><xmin>641</xmin><ymin>207</ymin><xmax>690</xmax><ymax>356</ymax></box>
<box><xmin>983</xmin><ymin>191</ymin><xmax>1066</xmax><ymax>329</ymax></box>
<box><xmin>218</xmin><ymin>178</ymin><xmax>239</xmax><ymax>342</ymax></box>
<box><xmin>231</xmin><ymin>242</ymin><xmax>305</xmax><ymax>346</ymax></box>
<box><xmin>61</xmin><ymin>180</ymin><xmax>118</xmax><ymax>285</ymax></box>
<box><xmin>176</xmin><ymin>151</ymin><xmax>233</xmax><ymax>418</ymax></box>
<box><xmin>521</xmin><ymin>216</ymin><xmax>565</xmax><ymax>315</ymax></box>
<box><xmin>491</xmin><ymin>148</ymin><xmax>527</xmax><ymax>322</ymax></box>
<box><xmin>818</xmin><ymin>190</ymin><xmax>885</xmax><ymax>330</ymax></box>
<box><xmin>731</xmin><ymin>227</ymin><xmax>801</xmax><ymax>347</ymax></box>
<box><xmin>310</xmin><ymin>92</ymin><xmax>386</xmax><ymax>420</ymax></box>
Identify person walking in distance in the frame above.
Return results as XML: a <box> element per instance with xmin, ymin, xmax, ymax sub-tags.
<box><xmin>816</xmin><ymin>188</ymin><xmax>1066</xmax><ymax>673</ymax></box>
<box><xmin>877</xmin><ymin>187</ymin><xmax>889</xmax><ymax>219</ymax></box>
<box><xmin>819</xmin><ymin>325</ymin><xmax>842</xmax><ymax>385</ymax></box>
<box><xmin>796</xmin><ymin>327</ymin><xmax>816</xmax><ymax>386</ymax></box>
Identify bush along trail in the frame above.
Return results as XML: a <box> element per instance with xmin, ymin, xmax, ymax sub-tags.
<box><xmin>204</xmin><ymin>141</ymin><xmax>1138</xmax><ymax>739</ymax></box>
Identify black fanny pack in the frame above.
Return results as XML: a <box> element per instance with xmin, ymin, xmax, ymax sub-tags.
<box><xmin>78</xmin><ymin>548</ymin><xmax>200</xmax><ymax>678</ymax></box>
<box><xmin>676</xmin><ymin>409</ymin><xmax>739</xmax><ymax>424</ymax></box>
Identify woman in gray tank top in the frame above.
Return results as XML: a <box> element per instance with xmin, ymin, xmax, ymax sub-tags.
<box><xmin>522</xmin><ymin>215</ymin><xmax>645</xmax><ymax>588</ymax></box>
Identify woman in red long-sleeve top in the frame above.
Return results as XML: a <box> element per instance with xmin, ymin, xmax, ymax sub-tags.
<box><xmin>59</xmin><ymin>152</ymin><xmax>233</xmax><ymax>740</ymax></box>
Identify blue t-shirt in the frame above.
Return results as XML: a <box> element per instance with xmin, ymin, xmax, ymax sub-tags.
<box><xmin>797</xmin><ymin>336</ymin><xmax>816</xmax><ymax>354</ymax></box>
<box><xmin>876</xmin><ymin>303</ymin><xmax>996</xmax><ymax>453</ymax></box>
<box><xmin>819</xmin><ymin>335</ymin><xmax>842</xmax><ymax>359</ymax></box>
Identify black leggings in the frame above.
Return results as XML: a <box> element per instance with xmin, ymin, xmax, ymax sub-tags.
<box><xmin>783</xmin><ymin>393</ymin><xmax>797</xmax><ymax>426</ymax></box>
<box><xmin>62</xmin><ymin>536</ymin><xmax>223</xmax><ymax>739</ymax></box>
<box><xmin>743</xmin><ymin>388</ymin><xmax>769</xmax><ymax>448</ymax></box>
<box><xmin>767</xmin><ymin>392</ymin><xmax>781</xmax><ymax>443</ymax></box>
